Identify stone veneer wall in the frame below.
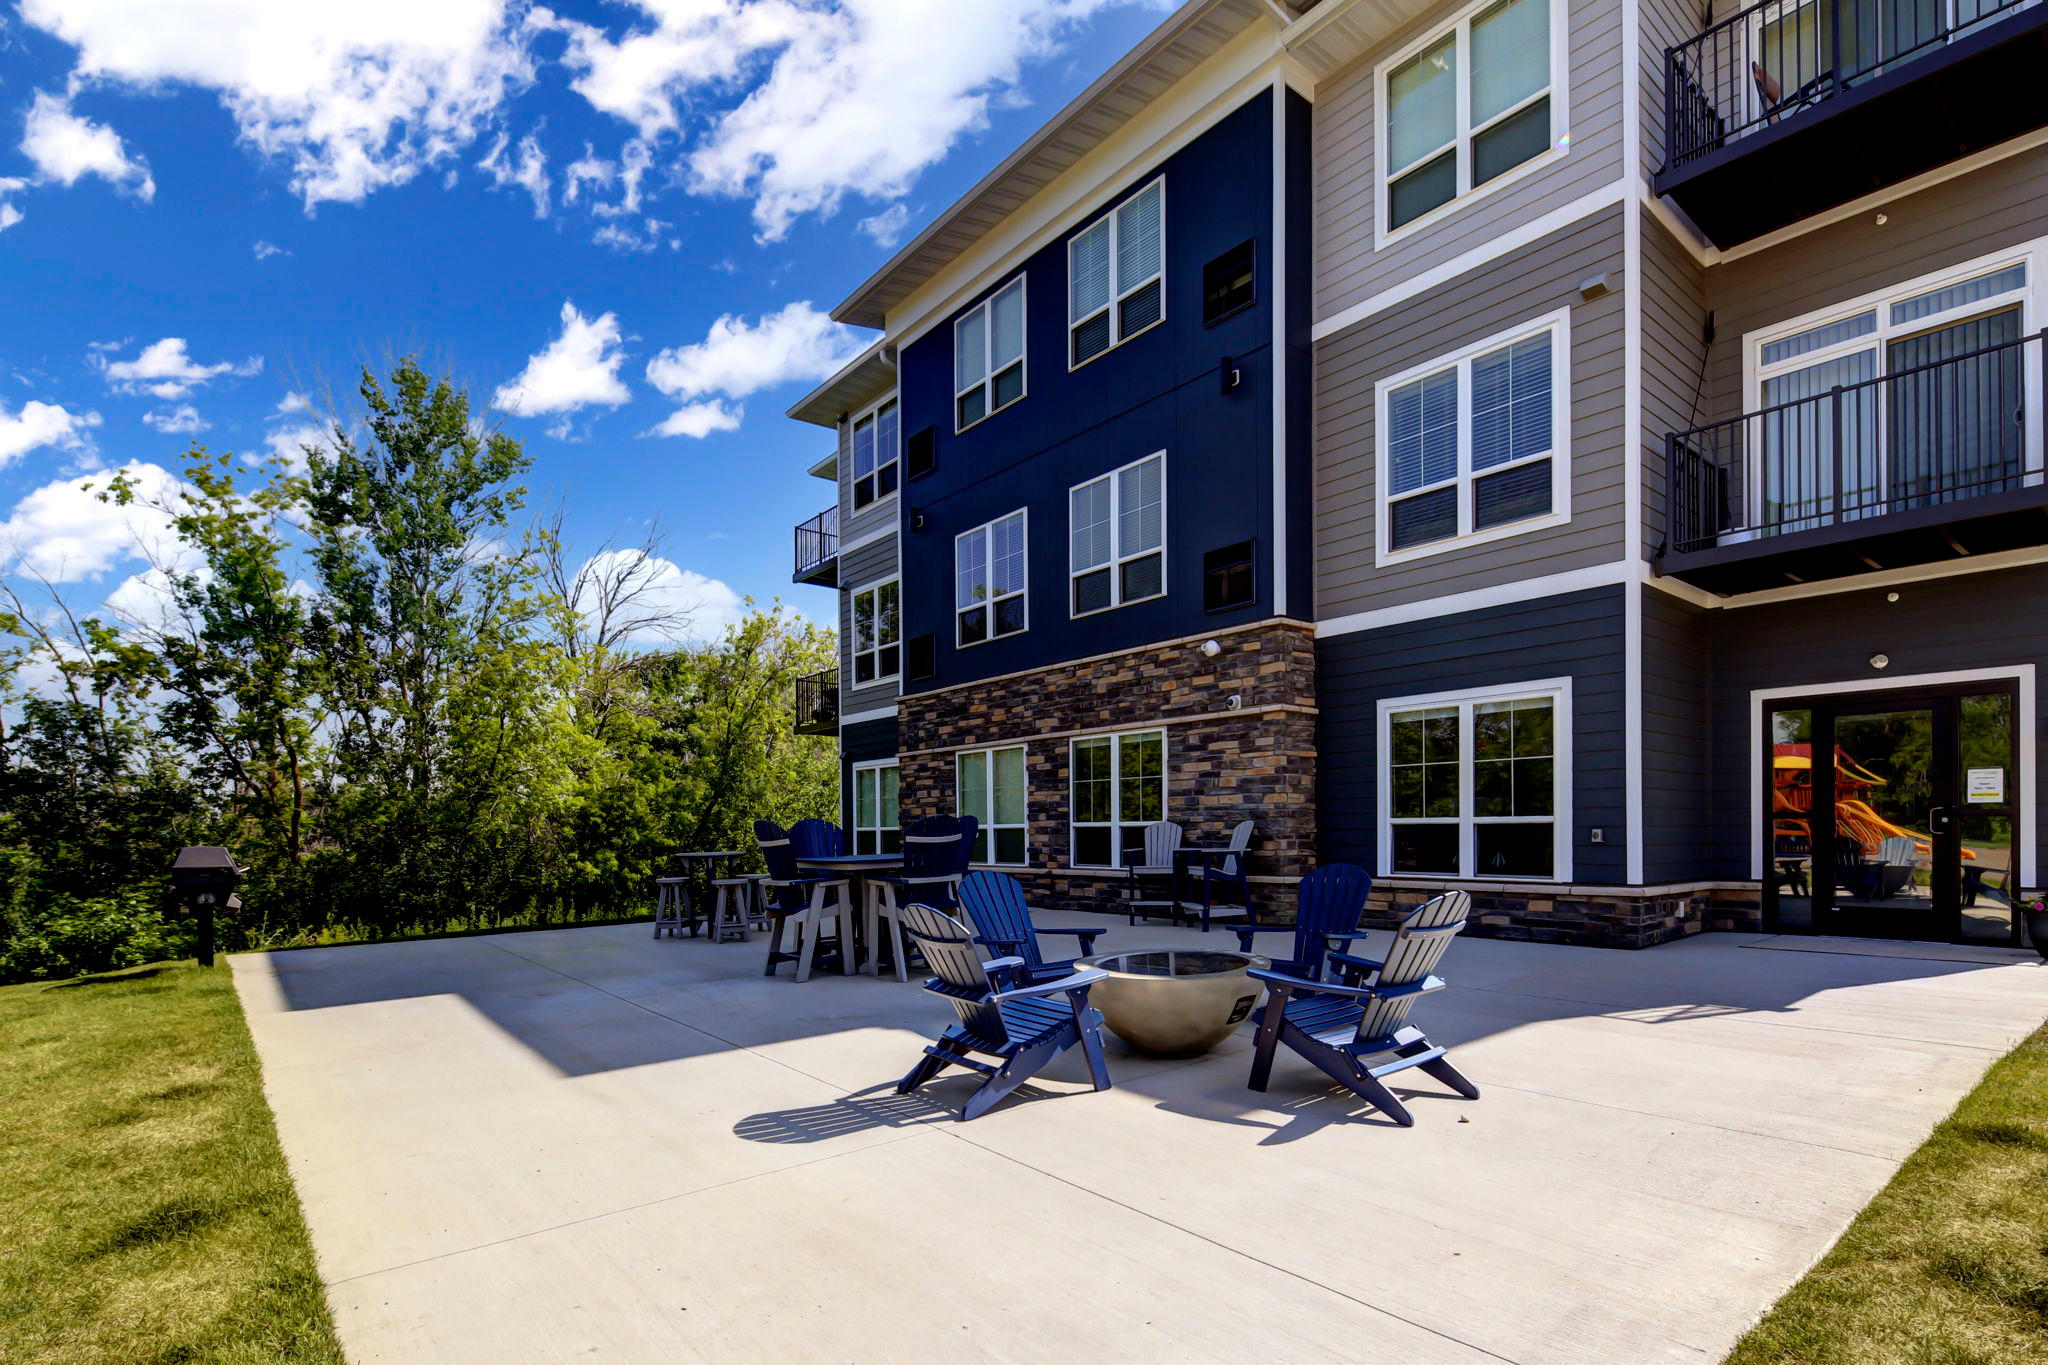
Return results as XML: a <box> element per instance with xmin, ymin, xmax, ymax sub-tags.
<box><xmin>895</xmin><ymin>620</ymin><xmax>1317</xmax><ymax>918</ymax></box>
<box><xmin>1363</xmin><ymin>880</ymin><xmax>1766</xmax><ymax>949</ymax></box>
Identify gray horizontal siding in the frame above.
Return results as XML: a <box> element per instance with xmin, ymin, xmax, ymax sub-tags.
<box><xmin>836</xmin><ymin>406</ymin><xmax>903</xmax><ymax>547</ymax></box>
<box><xmin>1314</xmin><ymin>205</ymin><xmax>1628</xmax><ymax>620</ymax></box>
<box><xmin>1312</xmin><ymin>0</ymin><xmax>1627</xmax><ymax>324</ymax></box>
<box><xmin>1700</xmin><ymin>565</ymin><xmax>2048</xmax><ymax>881</ymax></box>
<box><xmin>1318</xmin><ymin>585</ymin><xmax>1629</xmax><ymax>884</ymax></box>
<box><xmin>1640</xmin><ymin>586</ymin><xmax>1713</xmax><ymax>882</ymax></box>
<box><xmin>1639</xmin><ymin>208</ymin><xmax>1710</xmax><ymax>559</ymax></box>
<box><xmin>839</xmin><ymin>533</ymin><xmax>901</xmax><ymax>714</ymax></box>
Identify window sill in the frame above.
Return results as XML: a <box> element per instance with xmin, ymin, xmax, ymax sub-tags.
<box><xmin>1069</xmin><ymin>588</ymin><xmax>1167</xmax><ymax>622</ymax></box>
<box><xmin>1066</xmin><ymin>314</ymin><xmax>1165</xmax><ymax>374</ymax></box>
<box><xmin>1375</xmin><ymin>508</ymin><xmax>1570</xmax><ymax>568</ymax></box>
<box><xmin>955</xmin><ymin>395</ymin><xmax>1025</xmax><ymax>436</ymax></box>
<box><xmin>1375</xmin><ymin>145</ymin><xmax>1566</xmax><ymax>252</ymax></box>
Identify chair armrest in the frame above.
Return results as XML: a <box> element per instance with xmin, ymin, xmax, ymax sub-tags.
<box><xmin>980</xmin><ymin>955</ymin><xmax>1027</xmax><ymax>975</ymax></box>
<box><xmin>1231</xmin><ymin>923</ymin><xmax>1296</xmax><ymax>951</ymax></box>
<box><xmin>991</xmin><ymin>967</ymin><xmax>1108</xmax><ymax>1003</ymax></box>
<box><xmin>973</xmin><ymin>934</ymin><xmax>1026</xmax><ymax>954</ymax></box>
<box><xmin>1327</xmin><ymin>950</ymin><xmax>1384</xmax><ymax>975</ymax></box>
<box><xmin>1248</xmin><ymin>966</ymin><xmax>1379</xmax><ymax>1000</ymax></box>
<box><xmin>1031</xmin><ymin>927</ymin><xmax>1101</xmax><ymax>938</ymax></box>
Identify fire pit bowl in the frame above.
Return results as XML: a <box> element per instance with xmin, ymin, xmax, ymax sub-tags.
<box><xmin>1076</xmin><ymin>948</ymin><xmax>1269</xmax><ymax>1058</ymax></box>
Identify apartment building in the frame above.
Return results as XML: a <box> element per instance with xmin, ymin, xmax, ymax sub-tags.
<box><xmin>788</xmin><ymin>0</ymin><xmax>2048</xmax><ymax>948</ymax></box>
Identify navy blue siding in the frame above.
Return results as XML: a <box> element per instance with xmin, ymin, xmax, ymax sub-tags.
<box><xmin>1318</xmin><ymin>587</ymin><xmax>1629</xmax><ymax>885</ymax></box>
<box><xmin>1699</xmin><ymin>567</ymin><xmax>2048</xmax><ymax>883</ymax></box>
<box><xmin>1283</xmin><ymin>87</ymin><xmax>1315</xmax><ymax>621</ymax></box>
<box><xmin>899</xmin><ymin>90</ymin><xmax>1283</xmax><ymax>693</ymax></box>
<box><xmin>1641</xmin><ymin>588</ymin><xmax>1714</xmax><ymax>883</ymax></box>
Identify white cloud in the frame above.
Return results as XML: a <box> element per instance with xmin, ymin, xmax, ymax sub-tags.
<box><xmin>561</xmin><ymin>143</ymin><xmax>614</xmax><ymax>206</ymax></box>
<box><xmin>20</xmin><ymin>0</ymin><xmax>534</xmax><ymax>208</ymax></box>
<box><xmin>647</xmin><ymin>400</ymin><xmax>741</xmax><ymax>439</ymax></box>
<box><xmin>0</xmin><ymin>460</ymin><xmax>193</xmax><ymax>582</ymax></box>
<box><xmin>252</xmin><ymin>239</ymin><xmax>290</xmax><ymax>259</ymax></box>
<box><xmin>0</xmin><ymin>399</ymin><xmax>101</xmax><ymax>469</ymax></box>
<box><xmin>857</xmin><ymin>202</ymin><xmax>909</xmax><ymax>248</ymax></box>
<box><xmin>478</xmin><ymin>130</ymin><xmax>549</xmax><ymax>217</ymax></box>
<box><xmin>142</xmin><ymin>403</ymin><xmax>206</xmax><ymax>434</ymax></box>
<box><xmin>494</xmin><ymin>302</ymin><xmax>630</xmax><ymax>418</ymax></box>
<box><xmin>0</xmin><ymin>176</ymin><xmax>26</xmax><ymax>232</ymax></box>
<box><xmin>645</xmin><ymin>300</ymin><xmax>861</xmax><ymax>404</ymax></box>
<box><xmin>20</xmin><ymin>91</ymin><xmax>155</xmax><ymax>200</ymax></box>
<box><xmin>97</xmin><ymin>337</ymin><xmax>261</xmax><ymax>399</ymax></box>
<box><xmin>274</xmin><ymin>390</ymin><xmax>312</xmax><ymax>415</ymax></box>
<box><xmin>574</xmin><ymin>548</ymin><xmax>743</xmax><ymax>642</ymax></box>
<box><xmin>262</xmin><ymin>422</ymin><xmax>329</xmax><ymax>475</ymax></box>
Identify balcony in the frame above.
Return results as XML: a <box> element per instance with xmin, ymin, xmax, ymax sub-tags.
<box><xmin>792</xmin><ymin>507</ymin><xmax>838</xmax><ymax>587</ymax></box>
<box><xmin>793</xmin><ymin>667</ymin><xmax>839</xmax><ymax>736</ymax></box>
<box><xmin>1655</xmin><ymin>0</ymin><xmax>2048</xmax><ymax>247</ymax></box>
<box><xmin>1658</xmin><ymin>327</ymin><xmax>2048</xmax><ymax>593</ymax></box>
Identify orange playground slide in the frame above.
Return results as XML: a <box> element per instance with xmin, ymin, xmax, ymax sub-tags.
<box><xmin>1770</xmin><ymin>744</ymin><xmax>1971</xmax><ymax>860</ymax></box>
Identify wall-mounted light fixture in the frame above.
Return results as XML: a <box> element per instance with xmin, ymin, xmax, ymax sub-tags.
<box><xmin>1576</xmin><ymin>271</ymin><xmax>1610</xmax><ymax>301</ymax></box>
<box><xmin>1869</xmin><ymin>653</ymin><xmax>1890</xmax><ymax>670</ymax></box>
<box><xmin>1199</xmin><ymin>639</ymin><xmax>1222</xmax><ymax>658</ymax></box>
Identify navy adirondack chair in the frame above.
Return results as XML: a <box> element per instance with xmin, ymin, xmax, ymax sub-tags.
<box><xmin>894</xmin><ymin>901</ymin><xmax>1113</xmax><ymax>1121</ymax></box>
<box><xmin>868</xmin><ymin>814</ymin><xmax>975</xmax><ymax>980</ymax></box>
<box><xmin>754</xmin><ymin>819</ymin><xmax>852</xmax><ymax>981</ymax></box>
<box><xmin>957</xmin><ymin>870</ymin><xmax>1108</xmax><ymax>985</ymax></box>
<box><xmin>1245</xmin><ymin>889</ymin><xmax>1479</xmax><ymax>1127</ymax></box>
<box><xmin>1232</xmin><ymin>863</ymin><xmax>1376</xmax><ymax>984</ymax></box>
<box><xmin>788</xmin><ymin>817</ymin><xmax>844</xmax><ymax>859</ymax></box>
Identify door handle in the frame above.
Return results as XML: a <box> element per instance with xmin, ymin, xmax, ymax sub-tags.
<box><xmin>1928</xmin><ymin>806</ymin><xmax>1956</xmax><ymax>836</ymax></box>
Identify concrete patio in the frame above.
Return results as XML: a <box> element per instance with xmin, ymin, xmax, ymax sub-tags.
<box><xmin>231</xmin><ymin>916</ymin><xmax>2046</xmax><ymax>1363</ymax></box>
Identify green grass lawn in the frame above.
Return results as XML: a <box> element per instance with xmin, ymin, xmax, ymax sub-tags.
<box><xmin>1728</xmin><ymin>1021</ymin><xmax>2048</xmax><ymax>1364</ymax></box>
<box><xmin>0</xmin><ymin>960</ymin><xmax>344</xmax><ymax>1365</ymax></box>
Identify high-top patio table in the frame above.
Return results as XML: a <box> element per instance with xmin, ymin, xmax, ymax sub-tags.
<box><xmin>793</xmin><ymin>853</ymin><xmax>902</xmax><ymax>973</ymax></box>
<box><xmin>671</xmin><ymin>850</ymin><xmax>746</xmax><ymax>936</ymax></box>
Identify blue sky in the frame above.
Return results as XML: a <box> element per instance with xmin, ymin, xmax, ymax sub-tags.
<box><xmin>0</xmin><ymin>0</ymin><xmax>1174</xmax><ymax>641</ymax></box>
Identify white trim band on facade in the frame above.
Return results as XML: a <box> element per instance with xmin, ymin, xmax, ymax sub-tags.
<box><xmin>1316</xmin><ymin>560</ymin><xmax>1630</xmax><ymax>638</ymax></box>
<box><xmin>900</xmin><ymin>615</ymin><xmax>1314</xmax><ymax>702</ymax></box>
<box><xmin>836</xmin><ymin>524</ymin><xmax>899</xmax><ymax>559</ymax></box>
<box><xmin>894</xmin><ymin>702</ymin><xmax>1317</xmax><ymax>762</ymax></box>
<box><xmin>839</xmin><ymin>705</ymin><xmax>900</xmax><ymax>727</ymax></box>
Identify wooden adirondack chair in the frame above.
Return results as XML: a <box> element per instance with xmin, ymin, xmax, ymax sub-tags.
<box><xmin>1188</xmin><ymin>819</ymin><xmax>1257</xmax><ymax>926</ymax></box>
<box><xmin>894</xmin><ymin>901</ymin><xmax>1113</xmax><ymax>1121</ymax></box>
<box><xmin>868</xmin><ymin>815</ymin><xmax>971</xmax><ymax>982</ymax></box>
<box><xmin>788</xmin><ymin>818</ymin><xmax>844</xmax><ymax>858</ymax></box>
<box><xmin>957</xmin><ymin>870</ymin><xmax>1109</xmax><ymax>985</ymax></box>
<box><xmin>1232</xmin><ymin>863</ymin><xmax>1377</xmax><ymax>983</ymax></box>
<box><xmin>754</xmin><ymin>819</ymin><xmax>853</xmax><ymax>982</ymax></box>
<box><xmin>1122</xmin><ymin>820</ymin><xmax>1187</xmax><ymax>925</ymax></box>
<box><xmin>1246</xmin><ymin>889</ymin><xmax>1479</xmax><ymax>1128</ymax></box>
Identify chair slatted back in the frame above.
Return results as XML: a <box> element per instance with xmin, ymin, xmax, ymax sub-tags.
<box><xmin>1216</xmin><ymin>820</ymin><xmax>1255</xmax><ymax>878</ymax></box>
<box><xmin>1353</xmin><ymin>890</ymin><xmax>1469</xmax><ymax>1046</ymax></box>
<box><xmin>957</xmin><ymin>870</ymin><xmax>1036</xmax><ymax>966</ymax></box>
<box><xmin>1879</xmin><ymin>835</ymin><xmax>1916</xmax><ymax>866</ymax></box>
<box><xmin>901</xmin><ymin>814</ymin><xmax>965</xmax><ymax>880</ymax></box>
<box><xmin>1292</xmin><ymin>863</ymin><xmax>1374</xmax><ymax>978</ymax></box>
<box><xmin>1141</xmin><ymin>821</ymin><xmax>1183</xmax><ymax>868</ymax></box>
<box><xmin>898</xmin><ymin>902</ymin><xmax>1009</xmax><ymax>1046</ymax></box>
<box><xmin>953</xmin><ymin>816</ymin><xmax>980</xmax><ymax>875</ymax></box>
<box><xmin>754</xmin><ymin>820</ymin><xmax>808</xmax><ymax>912</ymax></box>
<box><xmin>790</xmin><ymin>818</ymin><xmax>844</xmax><ymax>859</ymax></box>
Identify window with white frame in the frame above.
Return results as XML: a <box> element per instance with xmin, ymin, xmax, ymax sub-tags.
<box><xmin>1379</xmin><ymin>313</ymin><xmax>1567</xmax><ymax>560</ymax></box>
<box><xmin>1746</xmin><ymin>253</ymin><xmax>2033</xmax><ymax>535</ymax></box>
<box><xmin>956</xmin><ymin>277</ymin><xmax>1026</xmax><ymax>430</ymax></box>
<box><xmin>955</xmin><ymin>509</ymin><xmax>1028</xmax><ymax>646</ymax></box>
<box><xmin>1382</xmin><ymin>681</ymin><xmax>1567</xmax><ymax>881</ymax></box>
<box><xmin>958</xmin><ymin>745</ymin><xmax>1028</xmax><ymax>865</ymax></box>
<box><xmin>850</xmin><ymin>578</ymin><xmax>900</xmax><ymax>686</ymax></box>
<box><xmin>851</xmin><ymin>396</ymin><xmax>899</xmax><ymax>509</ymax></box>
<box><xmin>852</xmin><ymin>761</ymin><xmax>900</xmax><ymax>855</ymax></box>
<box><xmin>1382</xmin><ymin>0</ymin><xmax>1557</xmax><ymax>234</ymax></box>
<box><xmin>1070</xmin><ymin>452</ymin><xmax>1165</xmax><ymax>615</ymax></box>
<box><xmin>1070</xmin><ymin>729</ymin><xmax>1164</xmax><ymax>868</ymax></box>
<box><xmin>1069</xmin><ymin>179</ymin><xmax>1164</xmax><ymax>367</ymax></box>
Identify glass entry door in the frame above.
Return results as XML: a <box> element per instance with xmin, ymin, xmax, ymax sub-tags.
<box><xmin>1765</xmin><ymin>684</ymin><xmax>2019</xmax><ymax>943</ymax></box>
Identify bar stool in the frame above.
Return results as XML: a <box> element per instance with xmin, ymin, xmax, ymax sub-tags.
<box><xmin>709</xmin><ymin>877</ymin><xmax>755</xmax><ymax>943</ymax></box>
<box><xmin>742</xmin><ymin>875</ymin><xmax>773</xmax><ymax>931</ymax></box>
<box><xmin>653</xmin><ymin>876</ymin><xmax>690</xmax><ymax>939</ymax></box>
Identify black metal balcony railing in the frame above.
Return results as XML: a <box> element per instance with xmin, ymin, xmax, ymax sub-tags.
<box><xmin>793</xmin><ymin>506</ymin><xmax>838</xmax><ymax>583</ymax></box>
<box><xmin>1664</xmin><ymin>0</ymin><xmax>2031</xmax><ymax>171</ymax></box>
<box><xmin>793</xmin><ymin>667</ymin><xmax>839</xmax><ymax>736</ymax></box>
<box><xmin>1667</xmin><ymin>327</ymin><xmax>2044</xmax><ymax>557</ymax></box>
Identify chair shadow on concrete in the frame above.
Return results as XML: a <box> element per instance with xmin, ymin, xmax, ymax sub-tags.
<box><xmin>733</xmin><ymin>1081</ymin><xmax>1066</xmax><ymax>1142</ymax></box>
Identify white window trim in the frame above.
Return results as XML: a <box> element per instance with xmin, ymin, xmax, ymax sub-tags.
<box><xmin>849</xmin><ymin>393</ymin><xmax>900</xmax><ymax>513</ymax></box>
<box><xmin>1070</xmin><ymin>450</ymin><xmax>1169</xmax><ymax>618</ymax></box>
<box><xmin>1068</xmin><ymin>728</ymin><xmax>1167</xmax><ymax>869</ymax></box>
<box><xmin>1376</xmin><ymin>677</ymin><xmax>1573</xmax><ymax>884</ymax></box>
<box><xmin>850</xmin><ymin>758</ymin><xmax>900</xmax><ymax>856</ymax></box>
<box><xmin>954</xmin><ymin>507</ymin><xmax>1030</xmax><ymax>649</ymax></box>
<box><xmin>1067</xmin><ymin>175</ymin><xmax>1167</xmax><ymax>372</ymax></box>
<box><xmin>1373</xmin><ymin>307</ymin><xmax>1572</xmax><ymax>567</ymax></box>
<box><xmin>957</xmin><ymin>744</ymin><xmax>1030</xmax><ymax>867</ymax></box>
<box><xmin>955</xmin><ymin>276</ymin><xmax>1028</xmax><ymax>434</ymax></box>
<box><xmin>1373</xmin><ymin>0</ymin><xmax>1571</xmax><ymax>251</ymax></box>
<box><xmin>848</xmin><ymin>576</ymin><xmax>901</xmax><ymax>689</ymax></box>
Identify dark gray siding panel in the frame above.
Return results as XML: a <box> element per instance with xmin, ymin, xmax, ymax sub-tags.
<box><xmin>839</xmin><ymin>716</ymin><xmax>899</xmax><ymax>832</ymax></box>
<box><xmin>1639</xmin><ymin>210</ymin><xmax>1711</xmax><ymax>560</ymax></box>
<box><xmin>1318</xmin><ymin>585</ymin><xmax>1629</xmax><ymax>884</ymax></box>
<box><xmin>1701</xmin><ymin>565</ymin><xmax>2048</xmax><ymax>881</ymax></box>
<box><xmin>1641</xmin><ymin>587</ymin><xmax>1714</xmax><ymax>882</ymax></box>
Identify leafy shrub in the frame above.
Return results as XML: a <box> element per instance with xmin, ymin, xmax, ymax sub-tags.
<box><xmin>0</xmin><ymin>890</ymin><xmax>193</xmax><ymax>984</ymax></box>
